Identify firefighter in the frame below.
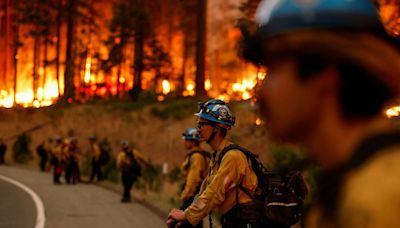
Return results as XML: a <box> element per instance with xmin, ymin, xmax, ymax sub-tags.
<box><xmin>244</xmin><ymin>0</ymin><xmax>400</xmax><ymax>227</ymax></box>
<box><xmin>167</xmin><ymin>99</ymin><xmax>259</xmax><ymax>228</ymax></box>
<box><xmin>179</xmin><ymin>128</ymin><xmax>210</xmax><ymax>228</ymax></box>
<box><xmin>51</xmin><ymin>136</ymin><xmax>64</xmax><ymax>184</ymax></box>
<box><xmin>37</xmin><ymin>138</ymin><xmax>53</xmax><ymax>172</ymax></box>
<box><xmin>116</xmin><ymin>140</ymin><xmax>147</xmax><ymax>202</ymax></box>
<box><xmin>64</xmin><ymin>137</ymin><xmax>82</xmax><ymax>184</ymax></box>
<box><xmin>88</xmin><ymin>135</ymin><xmax>103</xmax><ymax>182</ymax></box>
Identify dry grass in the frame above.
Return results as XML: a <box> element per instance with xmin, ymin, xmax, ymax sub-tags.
<box><xmin>0</xmin><ymin>99</ymin><xmax>274</xmax><ymax>167</ymax></box>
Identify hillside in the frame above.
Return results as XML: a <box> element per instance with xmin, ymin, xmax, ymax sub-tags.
<box><xmin>0</xmin><ymin>98</ymin><xmax>273</xmax><ymax>168</ymax></box>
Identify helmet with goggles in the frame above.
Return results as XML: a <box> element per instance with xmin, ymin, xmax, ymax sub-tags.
<box><xmin>195</xmin><ymin>99</ymin><xmax>235</xmax><ymax>127</ymax></box>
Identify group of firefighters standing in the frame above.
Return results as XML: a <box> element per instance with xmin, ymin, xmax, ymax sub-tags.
<box><xmin>36</xmin><ymin>135</ymin><xmax>107</xmax><ymax>184</ymax></box>
<box><xmin>36</xmin><ymin>134</ymin><xmax>148</xmax><ymax>203</ymax></box>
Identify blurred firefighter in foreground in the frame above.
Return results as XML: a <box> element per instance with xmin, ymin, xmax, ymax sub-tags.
<box><xmin>168</xmin><ymin>99</ymin><xmax>265</xmax><ymax>228</ymax></box>
<box><xmin>179</xmin><ymin>128</ymin><xmax>210</xmax><ymax>228</ymax></box>
<box><xmin>116</xmin><ymin>140</ymin><xmax>147</xmax><ymax>203</ymax></box>
<box><xmin>88</xmin><ymin>135</ymin><xmax>103</xmax><ymax>182</ymax></box>
<box><xmin>0</xmin><ymin>138</ymin><xmax>7</xmax><ymax>165</ymax></box>
<box><xmin>244</xmin><ymin>0</ymin><xmax>400</xmax><ymax>227</ymax></box>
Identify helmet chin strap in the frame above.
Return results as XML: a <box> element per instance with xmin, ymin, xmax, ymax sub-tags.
<box><xmin>206</xmin><ymin>126</ymin><xmax>220</xmax><ymax>144</ymax></box>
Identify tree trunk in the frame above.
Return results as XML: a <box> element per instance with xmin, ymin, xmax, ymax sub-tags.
<box><xmin>195</xmin><ymin>0</ymin><xmax>207</xmax><ymax>97</ymax></box>
<box><xmin>62</xmin><ymin>0</ymin><xmax>76</xmax><ymax>103</ymax></box>
<box><xmin>2</xmin><ymin>0</ymin><xmax>11</xmax><ymax>91</ymax></box>
<box><xmin>179</xmin><ymin>34</ymin><xmax>189</xmax><ymax>96</ymax></box>
<box><xmin>32</xmin><ymin>34</ymin><xmax>40</xmax><ymax>101</ymax></box>
<box><xmin>12</xmin><ymin>0</ymin><xmax>20</xmax><ymax>106</ymax></box>
<box><xmin>116</xmin><ymin>62</ymin><xmax>121</xmax><ymax>98</ymax></box>
<box><xmin>56</xmin><ymin>0</ymin><xmax>62</xmax><ymax>98</ymax></box>
<box><xmin>132</xmin><ymin>28</ymin><xmax>144</xmax><ymax>101</ymax></box>
<box><xmin>42</xmin><ymin>36</ymin><xmax>48</xmax><ymax>96</ymax></box>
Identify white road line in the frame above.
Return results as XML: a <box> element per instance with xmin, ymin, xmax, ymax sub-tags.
<box><xmin>0</xmin><ymin>175</ymin><xmax>45</xmax><ymax>228</ymax></box>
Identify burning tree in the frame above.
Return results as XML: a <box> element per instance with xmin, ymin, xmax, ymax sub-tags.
<box><xmin>0</xmin><ymin>0</ymin><xmax>286</xmax><ymax>107</ymax></box>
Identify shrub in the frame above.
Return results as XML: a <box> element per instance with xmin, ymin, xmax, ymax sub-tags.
<box><xmin>167</xmin><ymin>165</ymin><xmax>182</xmax><ymax>183</ymax></box>
<box><xmin>136</xmin><ymin>160</ymin><xmax>162</xmax><ymax>192</ymax></box>
<box><xmin>12</xmin><ymin>133</ymin><xmax>32</xmax><ymax>164</ymax></box>
<box><xmin>269</xmin><ymin>145</ymin><xmax>320</xmax><ymax>205</ymax></box>
<box><xmin>150</xmin><ymin>98</ymin><xmax>198</xmax><ymax>120</ymax></box>
<box><xmin>80</xmin><ymin>153</ymin><xmax>92</xmax><ymax>177</ymax></box>
<box><xmin>103</xmin><ymin>157</ymin><xmax>119</xmax><ymax>183</ymax></box>
<box><xmin>270</xmin><ymin>146</ymin><xmax>308</xmax><ymax>174</ymax></box>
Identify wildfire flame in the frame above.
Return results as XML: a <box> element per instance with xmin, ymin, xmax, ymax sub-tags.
<box><xmin>84</xmin><ymin>54</ymin><xmax>92</xmax><ymax>84</ymax></box>
<box><xmin>162</xmin><ymin>80</ymin><xmax>171</xmax><ymax>95</ymax></box>
<box><xmin>255</xmin><ymin>117</ymin><xmax>263</xmax><ymax>126</ymax></box>
<box><xmin>183</xmin><ymin>82</ymin><xmax>195</xmax><ymax>97</ymax></box>
<box><xmin>386</xmin><ymin>105</ymin><xmax>400</xmax><ymax>118</ymax></box>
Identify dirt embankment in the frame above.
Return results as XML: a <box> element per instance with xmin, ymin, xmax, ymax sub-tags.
<box><xmin>0</xmin><ymin>100</ymin><xmax>273</xmax><ymax>167</ymax></box>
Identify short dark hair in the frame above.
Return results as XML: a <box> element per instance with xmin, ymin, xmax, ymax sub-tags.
<box><xmin>295</xmin><ymin>56</ymin><xmax>393</xmax><ymax>119</ymax></box>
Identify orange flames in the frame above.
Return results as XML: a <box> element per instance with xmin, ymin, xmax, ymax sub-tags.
<box><xmin>0</xmin><ymin>79</ymin><xmax>60</xmax><ymax>108</ymax></box>
<box><xmin>386</xmin><ymin>105</ymin><xmax>400</xmax><ymax>118</ymax></box>
<box><xmin>2</xmin><ymin>1</ymin><xmax>398</xmax><ymax>112</ymax></box>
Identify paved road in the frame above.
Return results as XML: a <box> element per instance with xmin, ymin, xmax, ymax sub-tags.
<box><xmin>0</xmin><ymin>178</ymin><xmax>37</xmax><ymax>228</ymax></box>
<box><xmin>0</xmin><ymin>166</ymin><xmax>165</xmax><ymax>228</ymax></box>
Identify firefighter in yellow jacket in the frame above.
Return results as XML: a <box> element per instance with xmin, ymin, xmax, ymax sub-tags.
<box><xmin>51</xmin><ymin>136</ymin><xmax>64</xmax><ymax>184</ymax></box>
<box><xmin>88</xmin><ymin>135</ymin><xmax>103</xmax><ymax>182</ymax></box>
<box><xmin>116</xmin><ymin>140</ymin><xmax>147</xmax><ymax>202</ymax></box>
<box><xmin>167</xmin><ymin>99</ymin><xmax>259</xmax><ymax>228</ymax></box>
<box><xmin>180</xmin><ymin>128</ymin><xmax>210</xmax><ymax>228</ymax></box>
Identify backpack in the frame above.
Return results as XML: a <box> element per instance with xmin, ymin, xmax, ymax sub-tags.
<box><xmin>218</xmin><ymin>144</ymin><xmax>308</xmax><ymax>227</ymax></box>
<box><xmin>124</xmin><ymin>150</ymin><xmax>142</xmax><ymax>177</ymax></box>
<box><xmin>99</xmin><ymin>147</ymin><xmax>110</xmax><ymax>166</ymax></box>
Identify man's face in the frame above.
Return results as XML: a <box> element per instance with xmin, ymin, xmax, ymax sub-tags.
<box><xmin>196</xmin><ymin>118</ymin><xmax>215</xmax><ymax>142</ymax></box>
<box><xmin>183</xmin><ymin>140</ymin><xmax>194</xmax><ymax>149</ymax></box>
<box><xmin>257</xmin><ymin>58</ymin><xmax>322</xmax><ymax>142</ymax></box>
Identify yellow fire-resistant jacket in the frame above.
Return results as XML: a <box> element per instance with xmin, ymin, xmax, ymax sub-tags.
<box><xmin>180</xmin><ymin>147</ymin><xmax>209</xmax><ymax>201</ymax></box>
<box><xmin>52</xmin><ymin>143</ymin><xmax>65</xmax><ymax>161</ymax></box>
<box><xmin>116</xmin><ymin>149</ymin><xmax>147</xmax><ymax>171</ymax></box>
<box><xmin>43</xmin><ymin>140</ymin><xmax>53</xmax><ymax>154</ymax></box>
<box><xmin>306</xmin><ymin>145</ymin><xmax>400</xmax><ymax>228</ymax></box>
<box><xmin>90</xmin><ymin>143</ymin><xmax>101</xmax><ymax>161</ymax></box>
<box><xmin>185</xmin><ymin>139</ymin><xmax>258</xmax><ymax>226</ymax></box>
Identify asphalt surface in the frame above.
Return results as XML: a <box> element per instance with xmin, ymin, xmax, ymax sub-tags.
<box><xmin>0</xmin><ymin>166</ymin><xmax>165</xmax><ymax>228</ymax></box>
<box><xmin>0</xmin><ymin>178</ymin><xmax>37</xmax><ymax>228</ymax></box>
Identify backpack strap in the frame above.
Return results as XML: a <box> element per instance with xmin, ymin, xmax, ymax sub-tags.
<box><xmin>187</xmin><ymin>150</ymin><xmax>210</xmax><ymax>169</ymax></box>
<box><xmin>217</xmin><ymin>144</ymin><xmax>265</xmax><ymax>200</ymax></box>
<box><xmin>217</xmin><ymin>144</ymin><xmax>248</xmax><ymax>166</ymax></box>
<box><xmin>188</xmin><ymin>150</ymin><xmax>211</xmax><ymax>159</ymax></box>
